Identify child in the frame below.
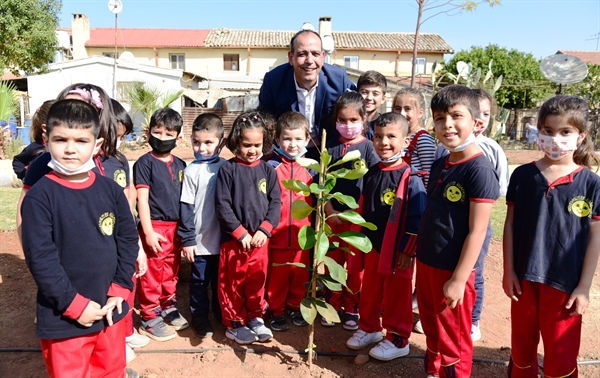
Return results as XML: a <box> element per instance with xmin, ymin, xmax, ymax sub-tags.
<box><xmin>12</xmin><ymin>100</ymin><xmax>54</xmax><ymax>179</ymax></box>
<box><xmin>345</xmin><ymin>112</ymin><xmax>426</xmax><ymax>361</ymax></box>
<box><xmin>134</xmin><ymin>108</ymin><xmax>188</xmax><ymax>341</ymax></box>
<box><xmin>357</xmin><ymin>70</ymin><xmax>387</xmax><ymax>140</ymax></box>
<box><xmin>525</xmin><ymin>116</ymin><xmax>538</xmax><ymax>149</ymax></box>
<box><xmin>178</xmin><ymin>113</ymin><xmax>226</xmax><ymax>338</ymax></box>
<box><xmin>265</xmin><ymin>111</ymin><xmax>314</xmax><ymax>331</ymax></box>
<box><xmin>323</xmin><ymin>91</ymin><xmax>380</xmax><ymax>330</ymax></box>
<box><xmin>216</xmin><ymin>111</ymin><xmax>281</xmax><ymax>345</ymax></box>
<box><xmin>503</xmin><ymin>95</ymin><xmax>600</xmax><ymax>378</ymax></box>
<box><xmin>416</xmin><ymin>85</ymin><xmax>499</xmax><ymax>377</ymax></box>
<box><xmin>20</xmin><ymin>99</ymin><xmax>139</xmax><ymax>378</ymax></box>
<box><xmin>392</xmin><ymin>87</ymin><xmax>435</xmax><ymax>186</ymax></box>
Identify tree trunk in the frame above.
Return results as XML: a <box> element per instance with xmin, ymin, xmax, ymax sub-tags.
<box><xmin>411</xmin><ymin>0</ymin><xmax>425</xmax><ymax>88</ymax></box>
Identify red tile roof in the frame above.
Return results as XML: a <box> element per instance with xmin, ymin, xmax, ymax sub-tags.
<box><xmin>557</xmin><ymin>50</ymin><xmax>600</xmax><ymax>65</ymax></box>
<box><xmin>86</xmin><ymin>28</ymin><xmax>209</xmax><ymax>48</ymax></box>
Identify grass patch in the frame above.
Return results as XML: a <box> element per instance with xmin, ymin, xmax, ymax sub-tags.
<box><xmin>490</xmin><ymin>196</ymin><xmax>507</xmax><ymax>238</ymax></box>
<box><xmin>0</xmin><ymin>187</ymin><xmax>21</xmax><ymax>231</ymax></box>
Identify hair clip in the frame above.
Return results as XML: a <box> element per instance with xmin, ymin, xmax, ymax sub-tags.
<box><xmin>68</xmin><ymin>88</ymin><xmax>104</xmax><ymax>111</ymax></box>
<box><xmin>242</xmin><ymin>117</ymin><xmax>247</xmax><ymax>122</ymax></box>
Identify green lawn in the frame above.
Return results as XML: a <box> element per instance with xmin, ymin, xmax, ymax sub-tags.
<box><xmin>0</xmin><ymin>187</ymin><xmax>21</xmax><ymax>231</ymax></box>
<box><xmin>490</xmin><ymin>196</ymin><xmax>507</xmax><ymax>238</ymax></box>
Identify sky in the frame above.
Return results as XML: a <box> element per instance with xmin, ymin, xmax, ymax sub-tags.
<box><xmin>58</xmin><ymin>0</ymin><xmax>600</xmax><ymax>61</ymax></box>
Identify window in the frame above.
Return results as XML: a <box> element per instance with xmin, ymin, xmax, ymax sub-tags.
<box><xmin>170</xmin><ymin>53</ymin><xmax>185</xmax><ymax>70</ymax></box>
<box><xmin>102</xmin><ymin>52</ymin><xmax>117</xmax><ymax>58</ymax></box>
<box><xmin>344</xmin><ymin>56</ymin><xmax>359</xmax><ymax>70</ymax></box>
<box><xmin>411</xmin><ymin>57</ymin><xmax>426</xmax><ymax>74</ymax></box>
<box><xmin>224</xmin><ymin>54</ymin><xmax>240</xmax><ymax>71</ymax></box>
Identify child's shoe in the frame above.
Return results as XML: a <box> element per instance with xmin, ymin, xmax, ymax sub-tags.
<box><xmin>368</xmin><ymin>339</ymin><xmax>410</xmax><ymax>361</ymax></box>
<box><xmin>139</xmin><ymin>317</ymin><xmax>177</xmax><ymax>341</ymax></box>
<box><xmin>192</xmin><ymin>317</ymin><xmax>214</xmax><ymax>338</ymax></box>
<box><xmin>413</xmin><ymin>319</ymin><xmax>424</xmax><ymax>334</ymax></box>
<box><xmin>126</xmin><ymin>344</ymin><xmax>136</xmax><ymax>363</ymax></box>
<box><xmin>126</xmin><ymin>330</ymin><xmax>150</xmax><ymax>349</ymax></box>
<box><xmin>226</xmin><ymin>325</ymin><xmax>258</xmax><ymax>345</ymax></box>
<box><xmin>161</xmin><ymin>307</ymin><xmax>189</xmax><ymax>331</ymax></box>
<box><xmin>345</xmin><ymin>329</ymin><xmax>383</xmax><ymax>350</ymax></box>
<box><xmin>288</xmin><ymin>310</ymin><xmax>308</xmax><ymax>327</ymax></box>
<box><xmin>342</xmin><ymin>312</ymin><xmax>359</xmax><ymax>331</ymax></box>
<box><xmin>269</xmin><ymin>315</ymin><xmax>289</xmax><ymax>332</ymax></box>
<box><xmin>471</xmin><ymin>321</ymin><xmax>481</xmax><ymax>342</ymax></box>
<box><xmin>247</xmin><ymin>317</ymin><xmax>273</xmax><ymax>342</ymax></box>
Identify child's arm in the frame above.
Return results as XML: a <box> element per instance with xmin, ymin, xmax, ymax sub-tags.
<box><xmin>179</xmin><ymin>202</ymin><xmax>198</xmax><ymax>261</ymax></box>
<box><xmin>137</xmin><ymin>187</ymin><xmax>166</xmax><ymax>253</ymax></box>
<box><xmin>502</xmin><ymin>204</ymin><xmax>521</xmax><ymax>301</ymax></box>
<box><xmin>397</xmin><ymin>176</ymin><xmax>427</xmax><ymax>270</ymax></box>
<box><xmin>566</xmin><ymin>219</ymin><xmax>600</xmax><ymax>316</ymax></box>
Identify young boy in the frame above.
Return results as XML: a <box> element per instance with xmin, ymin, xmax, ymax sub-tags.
<box><xmin>357</xmin><ymin>70</ymin><xmax>387</xmax><ymax>140</ymax></box>
<box><xmin>416</xmin><ymin>85</ymin><xmax>499</xmax><ymax>377</ymax></box>
<box><xmin>178</xmin><ymin>113</ymin><xmax>225</xmax><ymax>338</ymax></box>
<box><xmin>134</xmin><ymin>108</ymin><xmax>188</xmax><ymax>341</ymax></box>
<box><xmin>265</xmin><ymin>111</ymin><xmax>314</xmax><ymax>331</ymax></box>
<box><xmin>345</xmin><ymin>112</ymin><xmax>426</xmax><ymax>361</ymax></box>
<box><xmin>21</xmin><ymin>99</ymin><xmax>139</xmax><ymax>377</ymax></box>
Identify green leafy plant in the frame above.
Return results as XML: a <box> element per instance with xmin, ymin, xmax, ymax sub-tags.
<box><xmin>124</xmin><ymin>81</ymin><xmax>183</xmax><ymax>130</ymax></box>
<box><xmin>0</xmin><ymin>80</ymin><xmax>19</xmax><ymax>159</ymax></box>
<box><xmin>280</xmin><ymin>143</ymin><xmax>376</xmax><ymax>368</ymax></box>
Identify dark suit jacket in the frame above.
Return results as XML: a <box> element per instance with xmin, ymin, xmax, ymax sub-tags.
<box><xmin>258</xmin><ymin>63</ymin><xmax>356</xmax><ymax>142</ymax></box>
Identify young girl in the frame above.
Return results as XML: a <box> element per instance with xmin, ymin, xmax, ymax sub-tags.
<box><xmin>392</xmin><ymin>87</ymin><xmax>435</xmax><ymax>186</ymax></box>
<box><xmin>503</xmin><ymin>95</ymin><xmax>600</xmax><ymax>378</ymax></box>
<box><xmin>323</xmin><ymin>91</ymin><xmax>380</xmax><ymax>330</ymax></box>
<box><xmin>216</xmin><ymin>111</ymin><xmax>281</xmax><ymax>345</ymax></box>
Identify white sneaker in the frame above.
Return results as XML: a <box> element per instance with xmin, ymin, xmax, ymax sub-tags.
<box><xmin>247</xmin><ymin>317</ymin><xmax>273</xmax><ymax>342</ymax></box>
<box><xmin>413</xmin><ymin>319</ymin><xmax>424</xmax><ymax>334</ymax></box>
<box><xmin>471</xmin><ymin>322</ymin><xmax>481</xmax><ymax>342</ymax></box>
<box><xmin>126</xmin><ymin>344</ymin><xmax>136</xmax><ymax>363</ymax></box>
<box><xmin>126</xmin><ymin>331</ymin><xmax>150</xmax><ymax>349</ymax></box>
<box><xmin>369</xmin><ymin>339</ymin><xmax>410</xmax><ymax>361</ymax></box>
<box><xmin>345</xmin><ymin>329</ymin><xmax>383</xmax><ymax>350</ymax></box>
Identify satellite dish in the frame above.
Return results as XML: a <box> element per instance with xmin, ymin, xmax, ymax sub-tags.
<box><xmin>322</xmin><ymin>35</ymin><xmax>335</xmax><ymax>54</ymax></box>
<box><xmin>540</xmin><ymin>54</ymin><xmax>588</xmax><ymax>85</ymax></box>
<box><xmin>456</xmin><ymin>61</ymin><xmax>471</xmax><ymax>79</ymax></box>
<box><xmin>301</xmin><ymin>22</ymin><xmax>315</xmax><ymax>31</ymax></box>
<box><xmin>108</xmin><ymin>0</ymin><xmax>123</xmax><ymax>14</ymax></box>
<box><xmin>119</xmin><ymin>51</ymin><xmax>135</xmax><ymax>63</ymax></box>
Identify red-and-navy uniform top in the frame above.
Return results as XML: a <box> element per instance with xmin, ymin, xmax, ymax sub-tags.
<box><xmin>20</xmin><ymin>171</ymin><xmax>139</xmax><ymax>339</ymax></box>
<box><xmin>216</xmin><ymin>157</ymin><xmax>281</xmax><ymax>243</ymax></box>
<box><xmin>361</xmin><ymin>161</ymin><xmax>426</xmax><ymax>268</ymax></box>
<box><xmin>417</xmin><ymin>153</ymin><xmax>499</xmax><ymax>271</ymax></box>
<box><xmin>507</xmin><ymin>162</ymin><xmax>600</xmax><ymax>293</ymax></box>
<box><xmin>327</xmin><ymin>136</ymin><xmax>380</xmax><ymax>212</ymax></box>
<box><xmin>133</xmin><ymin>152</ymin><xmax>186</xmax><ymax>221</ymax></box>
<box><xmin>12</xmin><ymin>141</ymin><xmax>45</xmax><ymax>179</ymax></box>
<box><xmin>267</xmin><ymin>151</ymin><xmax>316</xmax><ymax>250</ymax></box>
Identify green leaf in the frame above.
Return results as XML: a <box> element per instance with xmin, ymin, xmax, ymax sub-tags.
<box><xmin>331</xmin><ymin>166</ymin><xmax>368</xmax><ymax>180</ymax></box>
<box><xmin>298</xmin><ymin>225</ymin><xmax>317</xmax><ymax>250</ymax></box>
<box><xmin>323</xmin><ymin>256</ymin><xmax>347</xmax><ymax>286</ymax></box>
<box><xmin>335</xmin><ymin>211</ymin><xmax>366</xmax><ymax>225</ymax></box>
<box><xmin>291</xmin><ymin>200</ymin><xmax>314</xmax><ymax>220</ymax></box>
<box><xmin>330</xmin><ymin>192</ymin><xmax>358</xmax><ymax>208</ymax></box>
<box><xmin>281</xmin><ymin>179</ymin><xmax>311</xmax><ymax>196</ymax></box>
<box><xmin>315</xmin><ymin>299</ymin><xmax>340</xmax><ymax>323</ymax></box>
<box><xmin>315</xmin><ymin>230</ymin><xmax>330</xmax><ymax>261</ymax></box>
<box><xmin>272</xmin><ymin>262</ymin><xmax>307</xmax><ymax>269</ymax></box>
<box><xmin>300</xmin><ymin>298</ymin><xmax>317</xmax><ymax>324</ymax></box>
<box><xmin>296</xmin><ymin>157</ymin><xmax>321</xmax><ymax>172</ymax></box>
<box><xmin>320</xmin><ymin>150</ymin><xmax>332</xmax><ymax>166</ymax></box>
<box><xmin>324</xmin><ymin>177</ymin><xmax>336</xmax><ymax>193</ymax></box>
<box><xmin>317</xmin><ymin>273</ymin><xmax>342</xmax><ymax>291</ymax></box>
<box><xmin>329</xmin><ymin>150</ymin><xmax>361</xmax><ymax>168</ymax></box>
<box><xmin>337</xmin><ymin>231</ymin><xmax>373</xmax><ymax>253</ymax></box>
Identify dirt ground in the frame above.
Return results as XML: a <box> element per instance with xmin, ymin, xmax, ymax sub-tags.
<box><xmin>2</xmin><ymin>148</ymin><xmax>600</xmax><ymax>378</ymax></box>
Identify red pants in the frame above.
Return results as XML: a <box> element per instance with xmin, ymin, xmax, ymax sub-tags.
<box><xmin>416</xmin><ymin>260</ymin><xmax>476</xmax><ymax>378</ymax></box>
<box><xmin>138</xmin><ymin>220</ymin><xmax>181</xmax><ymax>320</ymax></box>
<box><xmin>358</xmin><ymin>250</ymin><xmax>413</xmax><ymax>347</ymax></box>
<box><xmin>41</xmin><ymin>319</ymin><xmax>127</xmax><ymax>378</ymax></box>
<box><xmin>266</xmin><ymin>248</ymin><xmax>309</xmax><ymax>316</ymax></box>
<box><xmin>124</xmin><ymin>275</ymin><xmax>137</xmax><ymax>337</ymax></box>
<box><xmin>218</xmin><ymin>239</ymin><xmax>268</xmax><ymax>328</ymax></box>
<box><xmin>508</xmin><ymin>280</ymin><xmax>581</xmax><ymax>378</ymax></box>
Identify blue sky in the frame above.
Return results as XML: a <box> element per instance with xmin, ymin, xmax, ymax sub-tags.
<box><xmin>59</xmin><ymin>0</ymin><xmax>600</xmax><ymax>61</ymax></box>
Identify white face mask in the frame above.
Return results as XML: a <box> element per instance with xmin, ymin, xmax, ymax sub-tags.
<box><xmin>441</xmin><ymin>132</ymin><xmax>476</xmax><ymax>152</ymax></box>
<box><xmin>380</xmin><ymin>151</ymin><xmax>404</xmax><ymax>163</ymax></box>
<box><xmin>48</xmin><ymin>154</ymin><xmax>96</xmax><ymax>176</ymax></box>
<box><xmin>537</xmin><ymin>134</ymin><xmax>579</xmax><ymax>161</ymax></box>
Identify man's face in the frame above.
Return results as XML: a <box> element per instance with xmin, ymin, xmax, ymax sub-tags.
<box><xmin>288</xmin><ymin>32</ymin><xmax>325</xmax><ymax>91</ymax></box>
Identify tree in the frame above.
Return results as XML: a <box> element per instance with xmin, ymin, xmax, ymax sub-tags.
<box><xmin>0</xmin><ymin>0</ymin><xmax>61</xmax><ymax>74</ymax></box>
<box><xmin>410</xmin><ymin>0</ymin><xmax>500</xmax><ymax>88</ymax></box>
<box><xmin>443</xmin><ymin>44</ymin><xmax>553</xmax><ymax>108</ymax></box>
<box><xmin>125</xmin><ymin>82</ymin><xmax>183</xmax><ymax>129</ymax></box>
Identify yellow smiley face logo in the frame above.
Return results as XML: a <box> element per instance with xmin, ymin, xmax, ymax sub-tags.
<box><xmin>353</xmin><ymin>159</ymin><xmax>367</xmax><ymax>170</ymax></box>
<box><xmin>446</xmin><ymin>185</ymin><xmax>462</xmax><ymax>202</ymax></box>
<box><xmin>382</xmin><ymin>190</ymin><xmax>395</xmax><ymax>206</ymax></box>
<box><xmin>571</xmin><ymin>200</ymin><xmax>591</xmax><ymax>218</ymax></box>
<box><xmin>98</xmin><ymin>212</ymin><xmax>116</xmax><ymax>236</ymax></box>
<box><xmin>259</xmin><ymin>178</ymin><xmax>267</xmax><ymax>194</ymax></box>
<box><xmin>114</xmin><ymin>170</ymin><xmax>127</xmax><ymax>188</ymax></box>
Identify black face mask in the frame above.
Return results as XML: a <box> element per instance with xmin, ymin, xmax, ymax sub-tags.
<box><xmin>148</xmin><ymin>134</ymin><xmax>177</xmax><ymax>154</ymax></box>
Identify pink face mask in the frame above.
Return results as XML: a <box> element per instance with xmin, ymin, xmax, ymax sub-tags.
<box><xmin>336</xmin><ymin>122</ymin><xmax>364</xmax><ymax>140</ymax></box>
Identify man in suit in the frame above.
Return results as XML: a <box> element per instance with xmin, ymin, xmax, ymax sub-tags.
<box><xmin>259</xmin><ymin>30</ymin><xmax>356</xmax><ymax>156</ymax></box>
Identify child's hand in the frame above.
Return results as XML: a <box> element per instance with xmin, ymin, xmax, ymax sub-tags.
<box><xmin>566</xmin><ymin>286</ymin><xmax>590</xmax><ymax>316</ymax></box>
<box><xmin>396</xmin><ymin>254</ymin><xmax>415</xmax><ymax>271</ymax></box>
<box><xmin>77</xmin><ymin>300</ymin><xmax>107</xmax><ymax>327</ymax></box>
<box><xmin>251</xmin><ymin>231</ymin><xmax>267</xmax><ymax>248</ymax></box>
<box><xmin>443</xmin><ymin>278</ymin><xmax>465</xmax><ymax>309</ymax></box>
<box><xmin>102</xmin><ymin>296</ymin><xmax>124</xmax><ymax>326</ymax></box>
<box><xmin>145</xmin><ymin>231</ymin><xmax>167</xmax><ymax>254</ymax></box>
<box><xmin>240</xmin><ymin>234</ymin><xmax>252</xmax><ymax>252</ymax></box>
<box><xmin>182</xmin><ymin>246</ymin><xmax>197</xmax><ymax>262</ymax></box>
<box><xmin>135</xmin><ymin>248</ymin><xmax>148</xmax><ymax>278</ymax></box>
<box><xmin>502</xmin><ymin>269</ymin><xmax>522</xmax><ymax>301</ymax></box>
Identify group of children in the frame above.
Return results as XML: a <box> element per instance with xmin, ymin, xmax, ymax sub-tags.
<box><xmin>16</xmin><ymin>72</ymin><xmax>600</xmax><ymax>378</ymax></box>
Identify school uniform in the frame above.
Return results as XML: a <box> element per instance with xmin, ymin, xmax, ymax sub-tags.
<box><xmin>12</xmin><ymin>141</ymin><xmax>44</xmax><ymax>179</ymax></box>
<box><xmin>506</xmin><ymin>163</ymin><xmax>600</xmax><ymax>378</ymax></box>
<box><xmin>216</xmin><ymin>157</ymin><xmax>281</xmax><ymax>328</ymax></box>
<box><xmin>359</xmin><ymin>161</ymin><xmax>426</xmax><ymax>347</ymax></box>
<box><xmin>403</xmin><ymin>128</ymin><xmax>436</xmax><ymax>186</ymax></box>
<box><xmin>416</xmin><ymin>153</ymin><xmax>499</xmax><ymax>378</ymax></box>
<box><xmin>265</xmin><ymin>152</ymin><xmax>314</xmax><ymax>317</ymax></box>
<box><xmin>133</xmin><ymin>152</ymin><xmax>186</xmax><ymax>320</ymax></box>
<box><xmin>21</xmin><ymin>171</ymin><xmax>138</xmax><ymax>377</ymax></box>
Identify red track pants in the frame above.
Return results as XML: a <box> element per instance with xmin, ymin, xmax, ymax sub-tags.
<box><xmin>266</xmin><ymin>248</ymin><xmax>309</xmax><ymax>316</ymax></box>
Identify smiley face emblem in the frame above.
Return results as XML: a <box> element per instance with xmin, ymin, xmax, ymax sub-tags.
<box><xmin>259</xmin><ymin>178</ymin><xmax>267</xmax><ymax>194</ymax></box>
<box><xmin>446</xmin><ymin>185</ymin><xmax>463</xmax><ymax>202</ymax></box>
<box><xmin>571</xmin><ymin>200</ymin><xmax>591</xmax><ymax>218</ymax></box>
<box><xmin>353</xmin><ymin>159</ymin><xmax>367</xmax><ymax>170</ymax></box>
<box><xmin>382</xmin><ymin>190</ymin><xmax>395</xmax><ymax>206</ymax></box>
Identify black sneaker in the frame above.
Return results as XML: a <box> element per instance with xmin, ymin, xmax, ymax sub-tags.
<box><xmin>288</xmin><ymin>310</ymin><xmax>308</xmax><ymax>327</ymax></box>
<box><xmin>192</xmin><ymin>318</ymin><xmax>214</xmax><ymax>338</ymax></box>
<box><xmin>269</xmin><ymin>315</ymin><xmax>289</xmax><ymax>332</ymax></box>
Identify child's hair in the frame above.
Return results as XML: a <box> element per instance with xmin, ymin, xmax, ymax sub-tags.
<box><xmin>374</xmin><ymin>112</ymin><xmax>409</xmax><ymax>135</ymax></box>
<box><xmin>149</xmin><ymin>108</ymin><xmax>183</xmax><ymax>134</ymax></box>
<box><xmin>111</xmin><ymin>99</ymin><xmax>133</xmax><ymax>135</ymax></box>
<box><xmin>226</xmin><ymin>111</ymin><xmax>272</xmax><ymax>155</ymax></box>
<box><xmin>333</xmin><ymin>91</ymin><xmax>367</xmax><ymax>122</ymax></box>
<box><xmin>30</xmin><ymin>100</ymin><xmax>55</xmax><ymax>143</ymax></box>
<box><xmin>357</xmin><ymin>70</ymin><xmax>387</xmax><ymax>93</ymax></box>
<box><xmin>430</xmin><ymin>85</ymin><xmax>480</xmax><ymax>120</ymax></box>
<box><xmin>45</xmin><ymin>99</ymin><xmax>101</xmax><ymax>138</ymax></box>
<box><xmin>472</xmin><ymin>88</ymin><xmax>496</xmax><ymax>115</ymax></box>
<box><xmin>275</xmin><ymin>111</ymin><xmax>309</xmax><ymax>139</ymax></box>
<box><xmin>394</xmin><ymin>87</ymin><xmax>426</xmax><ymax>125</ymax></box>
<box><xmin>258</xmin><ymin>110</ymin><xmax>276</xmax><ymax>141</ymax></box>
<box><xmin>537</xmin><ymin>95</ymin><xmax>600</xmax><ymax>169</ymax></box>
<box><xmin>192</xmin><ymin>113</ymin><xmax>224</xmax><ymax>139</ymax></box>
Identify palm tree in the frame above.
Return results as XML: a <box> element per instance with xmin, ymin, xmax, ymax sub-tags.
<box><xmin>0</xmin><ymin>80</ymin><xmax>18</xmax><ymax>158</ymax></box>
<box><xmin>124</xmin><ymin>81</ymin><xmax>183</xmax><ymax>129</ymax></box>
